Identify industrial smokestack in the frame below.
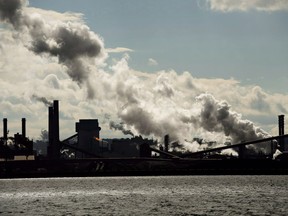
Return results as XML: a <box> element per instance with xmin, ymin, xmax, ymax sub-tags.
<box><xmin>278</xmin><ymin>115</ymin><xmax>285</xmax><ymax>151</ymax></box>
<box><xmin>48</xmin><ymin>100</ymin><xmax>60</xmax><ymax>159</ymax></box>
<box><xmin>278</xmin><ymin>115</ymin><xmax>285</xmax><ymax>136</ymax></box>
<box><xmin>3</xmin><ymin>118</ymin><xmax>7</xmax><ymax>140</ymax></box>
<box><xmin>164</xmin><ymin>134</ymin><xmax>169</xmax><ymax>152</ymax></box>
<box><xmin>22</xmin><ymin>118</ymin><xmax>26</xmax><ymax>138</ymax></box>
<box><xmin>48</xmin><ymin>106</ymin><xmax>54</xmax><ymax>146</ymax></box>
<box><xmin>53</xmin><ymin>100</ymin><xmax>60</xmax><ymax>144</ymax></box>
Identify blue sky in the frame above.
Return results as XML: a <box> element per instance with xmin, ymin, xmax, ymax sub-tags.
<box><xmin>29</xmin><ymin>0</ymin><xmax>288</xmax><ymax>93</ymax></box>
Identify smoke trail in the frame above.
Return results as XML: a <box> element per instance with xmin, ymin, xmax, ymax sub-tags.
<box><xmin>109</xmin><ymin>121</ymin><xmax>134</xmax><ymax>137</ymax></box>
<box><xmin>32</xmin><ymin>95</ymin><xmax>53</xmax><ymax>107</ymax></box>
<box><xmin>30</xmin><ymin>24</ymin><xmax>103</xmax><ymax>84</ymax></box>
<box><xmin>118</xmin><ymin>93</ymin><xmax>270</xmax><ymax>145</ymax></box>
<box><xmin>192</xmin><ymin>93</ymin><xmax>270</xmax><ymax>143</ymax></box>
<box><xmin>0</xmin><ymin>0</ymin><xmax>105</xmax><ymax>99</ymax></box>
<box><xmin>107</xmin><ymin>55</ymin><xmax>271</xmax><ymax>151</ymax></box>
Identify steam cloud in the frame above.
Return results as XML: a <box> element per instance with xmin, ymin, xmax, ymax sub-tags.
<box><xmin>109</xmin><ymin>121</ymin><xmax>134</xmax><ymax>137</ymax></box>
<box><xmin>0</xmin><ymin>0</ymin><xmax>105</xmax><ymax>99</ymax></box>
<box><xmin>193</xmin><ymin>94</ymin><xmax>269</xmax><ymax>143</ymax></box>
<box><xmin>118</xmin><ymin>92</ymin><xmax>270</xmax><ymax>146</ymax></box>
<box><xmin>0</xmin><ymin>1</ymin><xmax>272</xmax><ymax>153</ymax></box>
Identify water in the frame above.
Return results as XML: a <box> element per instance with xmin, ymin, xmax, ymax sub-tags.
<box><xmin>0</xmin><ymin>175</ymin><xmax>288</xmax><ymax>215</ymax></box>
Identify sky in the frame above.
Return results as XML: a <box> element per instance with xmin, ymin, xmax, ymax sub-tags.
<box><xmin>28</xmin><ymin>0</ymin><xmax>288</xmax><ymax>92</ymax></box>
<box><xmin>0</xmin><ymin>0</ymin><xmax>288</xmax><ymax>149</ymax></box>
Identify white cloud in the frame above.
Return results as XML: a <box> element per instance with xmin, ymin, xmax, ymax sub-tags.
<box><xmin>24</xmin><ymin>7</ymin><xmax>84</xmax><ymax>23</ymax></box>
<box><xmin>106</xmin><ymin>47</ymin><xmax>134</xmax><ymax>53</ymax></box>
<box><xmin>148</xmin><ymin>58</ymin><xmax>158</xmax><ymax>66</ymax></box>
<box><xmin>207</xmin><ymin>0</ymin><xmax>288</xmax><ymax>12</ymax></box>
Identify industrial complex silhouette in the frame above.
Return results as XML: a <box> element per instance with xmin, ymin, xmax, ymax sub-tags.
<box><xmin>1</xmin><ymin>100</ymin><xmax>288</xmax><ymax>178</ymax></box>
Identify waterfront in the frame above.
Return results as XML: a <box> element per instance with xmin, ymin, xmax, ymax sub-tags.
<box><xmin>1</xmin><ymin>175</ymin><xmax>288</xmax><ymax>215</ymax></box>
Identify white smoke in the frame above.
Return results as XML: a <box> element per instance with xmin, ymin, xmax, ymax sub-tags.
<box><xmin>0</xmin><ymin>0</ymin><xmax>279</xmax><ymax>154</ymax></box>
<box><xmin>192</xmin><ymin>93</ymin><xmax>270</xmax><ymax>143</ymax></box>
<box><xmin>109</xmin><ymin>121</ymin><xmax>134</xmax><ymax>137</ymax></box>
<box><xmin>273</xmin><ymin>149</ymin><xmax>282</xmax><ymax>160</ymax></box>
<box><xmin>108</xmin><ymin>57</ymin><xmax>271</xmax><ymax>146</ymax></box>
<box><xmin>0</xmin><ymin>0</ymin><xmax>106</xmax><ymax>99</ymax></box>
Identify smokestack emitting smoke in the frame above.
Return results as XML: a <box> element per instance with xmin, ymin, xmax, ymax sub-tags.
<box><xmin>0</xmin><ymin>1</ymin><xmax>271</xmax><ymax>152</ymax></box>
<box><xmin>32</xmin><ymin>95</ymin><xmax>53</xmax><ymax>107</ymax></box>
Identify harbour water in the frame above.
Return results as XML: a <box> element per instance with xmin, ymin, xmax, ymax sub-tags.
<box><xmin>1</xmin><ymin>175</ymin><xmax>288</xmax><ymax>215</ymax></box>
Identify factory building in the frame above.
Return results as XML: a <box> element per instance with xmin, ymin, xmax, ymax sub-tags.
<box><xmin>75</xmin><ymin>119</ymin><xmax>101</xmax><ymax>158</ymax></box>
<box><xmin>2</xmin><ymin>100</ymin><xmax>288</xmax><ymax>178</ymax></box>
<box><xmin>101</xmin><ymin>136</ymin><xmax>156</xmax><ymax>158</ymax></box>
<box><xmin>2</xmin><ymin>100</ymin><xmax>287</xmax><ymax>161</ymax></box>
<box><xmin>0</xmin><ymin>118</ymin><xmax>34</xmax><ymax>160</ymax></box>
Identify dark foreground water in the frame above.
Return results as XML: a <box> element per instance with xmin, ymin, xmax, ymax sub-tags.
<box><xmin>0</xmin><ymin>175</ymin><xmax>288</xmax><ymax>216</ymax></box>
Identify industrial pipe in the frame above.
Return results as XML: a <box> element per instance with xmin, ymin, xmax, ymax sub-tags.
<box><xmin>22</xmin><ymin>118</ymin><xmax>26</xmax><ymax>138</ymax></box>
<box><xmin>3</xmin><ymin>118</ymin><xmax>7</xmax><ymax>140</ymax></box>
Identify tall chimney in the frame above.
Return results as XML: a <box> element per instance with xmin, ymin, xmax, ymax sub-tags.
<box><xmin>53</xmin><ymin>100</ymin><xmax>60</xmax><ymax>144</ymax></box>
<box><xmin>48</xmin><ymin>100</ymin><xmax>60</xmax><ymax>159</ymax></box>
<box><xmin>3</xmin><ymin>118</ymin><xmax>7</xmax><ymax>140</ymax></box>
<box><xmin>22</xmin><ymin>118</ymin><xmax>26</xmax><ymax>138</ymax></box>
<box><xmin>48</xmin><ymin>106</ymin><xmax>54</xmax><ymax>145</ymax></box>
<box><xmin>278</xmin><ymin>115</ymin><xmax>285</xmax><ymax>136</ymax></box>
<box><xmin>278</xmin><ymin>115</ymin><xmax>285</xmax><ymax>151</ymax></box>
<box><xmin>164</xmin><ymin>134</ymin><xmax>169</xmax><ymax>152</ymax></box>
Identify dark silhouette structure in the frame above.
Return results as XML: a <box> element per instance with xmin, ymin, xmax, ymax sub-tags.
<box><xmin>3</xmin><ymin>118</ymin><xmax>7</xmax><ymax>140</ymax></box>
<box><xmin>164</xmin><ymin>134</ymin><xmax>169</xmax><ymax>152</ymax></box>
<box><xmin>75</xmin><ymin>119</ymin><xmax>101</xmax><ymax>158</ymax></box>
<box><xmin>0</xmin><ymin>118</ymin><xmax>33</xmax><ymax>160</ymax></box>
<box><xmin>1</xmin><ymin>100</ymin><xmax>288</xmax><ymax>178</ymax></box>
<box><xmin>278</xmin><ymin>115</ymin><xmax>286</xmax><ymax>151</ymax></box>
<box><xmin>47</xmin><ymin>100</ymin><xmax>60</xmax><ymax>160</ymax></box>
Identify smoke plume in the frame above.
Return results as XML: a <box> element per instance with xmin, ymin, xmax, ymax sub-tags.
<box><xmin>32</xmin><ymin>95</ymin><xmax>53</xmax><ymax>107</ymax></box>
<box><xmin>117</xmin><ymin>91</ymin><xmax>270</xmax><ymax>148</ymax></box>
<box><xmin>0</xmin><ymin>0</ymin><xmax>105</xmax><ymax>99</ymax></box>
<box><xmin>192</xmin><ymin>94</ymin><xmax>270</xmax><ymax>143</ymax></box>
<box><xmin>109</xmin><ymin>121</ymin><xmax>134</xmax><ymax>137</ymax></box>
<box><xmin>0</xmin><ymin>0</ymin><xmax>25</xmax><ymax>26</ymax></box>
